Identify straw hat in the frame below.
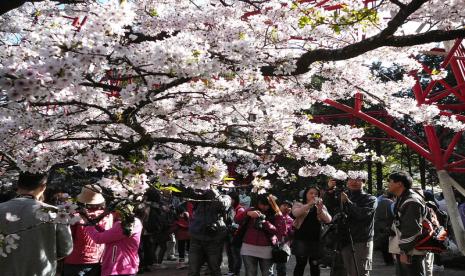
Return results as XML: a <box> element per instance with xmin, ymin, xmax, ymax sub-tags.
<box><xmin>76</xmin><ymin>184</ymin><xmax>105</xmax><ymax>205</ymax></box>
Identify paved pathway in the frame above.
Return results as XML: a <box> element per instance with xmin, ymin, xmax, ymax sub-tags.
<box><xmin>142</xmin><ymin>251</ymin><xmax>464</xmax><ymax>276</ymax></box>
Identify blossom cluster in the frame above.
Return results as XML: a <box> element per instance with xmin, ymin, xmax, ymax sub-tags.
<box><xmin>0</xmin><ymin>1</ymin><xmax>462</xmax><ymax>203</ymax></box>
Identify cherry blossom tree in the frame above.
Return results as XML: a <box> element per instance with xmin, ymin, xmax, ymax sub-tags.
<box><xmin>0</xmin><ymin>0</ymin><xmax>465</xmax><ymax>254</ymax></box>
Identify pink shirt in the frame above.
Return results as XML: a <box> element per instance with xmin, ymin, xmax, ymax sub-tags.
<box><xmin>86</xmin><ymin>218</ymin><xmax>142</xmax><ymax>276</ymax></box>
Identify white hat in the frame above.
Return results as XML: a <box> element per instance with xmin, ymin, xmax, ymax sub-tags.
<box><xmin>76</xmin><ymin>184</ymin><xmax>105</xmax><ymax>205</ymax></box>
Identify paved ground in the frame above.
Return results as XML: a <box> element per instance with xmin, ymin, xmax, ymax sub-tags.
<box><xmin>142</xmin><ymin>251</ymin><xmax>465</xmax><ymax>276</ymax></box>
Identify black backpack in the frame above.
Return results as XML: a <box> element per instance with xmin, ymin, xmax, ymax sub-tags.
<box><xmin>144</xmin><ymin>205</ymin><xmax>172</xmax><ymax>234</ymax></box>
<box><xmin>414</xmin><ymin>201</ymin><xmax>449</xmax><ymax>253</ymax></box>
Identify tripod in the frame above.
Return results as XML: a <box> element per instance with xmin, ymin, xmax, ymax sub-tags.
<box><xmin>341</xmin><ymin>211</ymin><xmax>360</xmax><ymax>276</ymax></box>
<box><xmin>324</xmin><ymin>198</ymin><xmax>360</xmax><ymax>276</ymax></box>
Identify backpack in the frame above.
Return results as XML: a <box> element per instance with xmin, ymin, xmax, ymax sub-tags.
<box><xmin>414</xmin><ymin>201</ymin><xmax>449</xmax><ymax>253</ymax></box>
<box><xmin>144</xmin><ymin>205</ymin><xmax>172</xmax><ymax>234</ymax></box>
<box><xmin>396</xmin><ymin>193</ymin><xmax>449</xmax><ymax>253</ymax></box>
<box><xmin>426</xmin><ymin>201</ymin><xmax>449</xmax><ymax>230</ymax></box>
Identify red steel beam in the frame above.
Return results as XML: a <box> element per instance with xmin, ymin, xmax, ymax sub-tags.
<box><xmin>410</xmin><ymin>74</ymin><xmax>424</xmax><ymax>103</ymax></box>
<box><xmin>443</xmin><ymin>131</ymin><xmax>464</xmax><ymax>163</ymax></box>
<box><xmin>424</xmin><ymin>125</ymin><xmax>444</xmax><ymax>169</ymax></box>
<box><xmin>323</xmin><ymin>99</ymin><xmax>432</xmax><ymax>160</ymax></box>
<box><xmin>354</xmin><ymin>93</ymin><xmax>363</xmax><ymax>112</ymax></box>
<box><xmin>449</xmin><ymin>45</ymin><xmax>465</xmax><ymax>96</ymax></box>
<box><xmin>437</xmin><ymin>104</ymin><xmax>465</xmax><ymax>111</ymax></box>
<box><xmin>426</xmin><ymin>82</ymin><xmax>465</xmax><ymax>104</ymax></box>
<box><xmin>421</xmin><ymin>80</ymin><xmax>438</xmax><ymax>103</ymax></box>
<box><xmin>421</xmin><ymin>64</ymin><xmax>465</xmax><ymax>103</ymax></box>
<box><xmin>445</xmin><ymin>158</ymin><xmax>465</xmax><ymax>170</ymax></box>
<box><xmin>441</xmin><ymin>39</ymin><xmax>464</xmax><ymax>68</ymax></box>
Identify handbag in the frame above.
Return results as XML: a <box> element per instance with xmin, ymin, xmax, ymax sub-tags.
<box><xmin>264</xmin><ymin>227</ymin><xmax>291</xmax><ymax>263</ymax></box>
<box><xmin>272</xmin><ymin>242</ymin><xmax>291</xmax><ymax>263</ymax></box>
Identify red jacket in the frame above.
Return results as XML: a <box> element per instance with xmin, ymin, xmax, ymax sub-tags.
<box><xmin>170</xmin><ymin>216</ymin><xmax>190</xmax><ymax>240</ymax></box>
<box><xmin>65</xmin><ymin>210</ymin><xmax>113</xmax><ymax>264</ymax></box>
<box><xmin>235</xmin><ymin>208</ymin><xmax>285</xmax><ymax>246</ymax></box>
<box><xmin>234</xmin><ymin>204</ymin><xmax>246</xmax><ymax>221</ymax></box>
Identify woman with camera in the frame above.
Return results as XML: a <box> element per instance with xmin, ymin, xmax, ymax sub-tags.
<box><xmin>64</xmin><ymin>184</ymin><xmax>113</xmax><ymax>276</ymax></box>
<box><xmin>235</xmin><ymin>194</ymin><xmax>286</xmax><ymax>276</ymax></box>
<box><xmin>292</xmin><ymin>186</ymin><xmax>332</xmax><ymax>276</ymax></box>
<box><xmin>85</xmin><ymin>204</ymin><xmax>143</xmax><ymax>276</ymax></box>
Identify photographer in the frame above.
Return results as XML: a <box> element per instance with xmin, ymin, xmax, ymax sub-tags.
<box><xmin>235</xmin><ymin>194</ymin><xmax>286</xmax><ymax>276</ymax></box>
<box><xmin>292</xmin><ymin>186</ymin><xmax>331</xmax><ymax>276</ymax></box>
<box><xmin>85</xmin><ymin>204</ymin><xmax>143</xmax><ymax>276</ymax></box>
<box><xmin>339</xmin><ymin>174</ymin><xmax>377</xmax><ymax>276</ymax></box>
<box><xmin>64</xmin><ymin>184</ymin><xmax>113</xmax><ymax>276</ymax></box>
<box><xmin>188</xmin><ymin>188</ymin><xmax>231</xmax><ymax>276</ymax></box>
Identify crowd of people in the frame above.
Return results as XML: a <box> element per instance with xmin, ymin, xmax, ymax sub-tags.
<box><xmin>0</xmin><ymin>170</ymin><xmax>463</xmax><ymax>276</ymax></box>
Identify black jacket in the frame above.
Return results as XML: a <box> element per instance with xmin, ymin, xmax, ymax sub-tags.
<box><xmin>340</xmin><ymin>190</ymin><xmax>377</xmax><ymax>245</ymax></box>
<box><xmin>189</xmin><ymin>194</ymin><xmax>231</xmax><ymax>241</ymax></box>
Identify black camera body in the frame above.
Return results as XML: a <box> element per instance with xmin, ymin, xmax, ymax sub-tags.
<box><xmin>333</xmin><ymin>180</ymin><xmax>348</xmax><ymax>201</ymax></box>
<box><xmin>254</xmin><ymin>214</ymin><xmax>267</xmax><ymax>230</ymax></box>
<box><xmin>205</xmin><ymin>222</ymin><xmax>220</xmax><ymax>234</ymax></box>
<box><xmin>333</xmin><ymin>179</ymin><xmax>346</xmax><ymax>192</ymax></box>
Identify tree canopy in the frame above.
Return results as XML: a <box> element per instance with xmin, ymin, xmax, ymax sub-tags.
<box><xmin>0</xmin><ymin>0</ymin><xmax>464</xmax><ymax>193</ymax></box>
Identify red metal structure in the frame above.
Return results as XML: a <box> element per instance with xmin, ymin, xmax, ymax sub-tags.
<box><xmin>317</xmin><ymin>39</ymin><xmax>465</xmax><ymax>175</ymax></box>
<box><xmin>315</xmin><ymin>37</ymin><xmax>465</xmax><ymax>255</ymax></box>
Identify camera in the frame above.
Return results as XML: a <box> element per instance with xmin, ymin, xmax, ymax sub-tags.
<box><xmin>254</xmin><ymin>214</ymin><xmax>267</xmax><ymax>230</ymax></box>
<box><xmin>205</xmin><ymin>222</ymin><xmax>220</xmax><ymax>234</ymax></box>
<box><xmin>333</xmin><ymin>179</ymin><xmax>348</xmax><ymax>199</ymax></box>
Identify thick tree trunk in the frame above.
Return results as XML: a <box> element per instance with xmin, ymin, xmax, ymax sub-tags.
<box><xmin>419</xmin><ymin>156</ymin><xmax>426</xmax><ymax>190</ymax></box>
<box><xmin>0</xmin><ymin>0</ymin><xmax>26</xmax><ymax>16</ymax></box>
<box><xmin>375</xmin><ymin>140</ymin><xmax>383</xmax><ymax>192</ymax></box>
<box><xmin>367</xmin><ymin>157</ymin><xmax>373</xmax><ymax>194</ymax></box>
<box><xmin>406</xmin><ymin>147</ymin><xmax>413</xmax><ymax>176</ymax></box>
<box><xmin>436</xmin><ymin>170</ymin><xmax>465</xmax><ymax>255</ymax></box>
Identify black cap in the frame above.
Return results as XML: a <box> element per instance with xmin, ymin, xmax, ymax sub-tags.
<box><xmin>280</xmin><ymin>199</ymin><xmax>293</xmax><ymax>207</ymax></box>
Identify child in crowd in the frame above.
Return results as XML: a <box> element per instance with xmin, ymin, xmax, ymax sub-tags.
<box><xmin>171</xmin><ymin>210</ymin><xmax>190</xmax><ymax>269</ymax></box>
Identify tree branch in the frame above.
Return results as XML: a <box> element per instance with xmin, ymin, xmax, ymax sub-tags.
<box><xmin>38</xmin><ymin>137</ymin><xmax>119</xmax><ymax>144</ymax></box>
<box><xmin>260</xmin><ymin>0</ymin><xmax>464</xmax><ymax>76</ymax></box>
<box><xmin>389</xmin><ymin>0</ymin><xmax>407</xmax><ymax>8</ymax></box>
<box><xmin>0</xmin><ymin>150</ymin><xmax>17</xmax><ymax>168</ymax></box>
<box><xmin>0</xmin><ymin>0</ymin><xmax>87</xmax><ymax>16</ymax></box>
<box><xmin>109</xmin><ymin>135</ymin><xmax>258</xmax><ymax>157</ymax></box>
<box><xmin>30</xmin><ymin>100</ymin><xmax>116</xmax><ymax>120</ymax></box>
<box><xmin>384</xmin><ymin>29</ymin><xmax>465</xmax><ymax>47</ymax></box>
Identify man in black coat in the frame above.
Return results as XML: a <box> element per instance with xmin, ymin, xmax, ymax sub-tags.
<box><xmin>339</xmin><ymin>174</ymin><xmax>377</xmax><ymax>276</ymax></box>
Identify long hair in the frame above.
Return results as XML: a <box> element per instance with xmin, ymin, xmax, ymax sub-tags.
<box><xmin>254</xmin><ymin>193</ymin><xmax>275</xmax><ymax>221</ymax></box>
<box><xmin>254</xmin><ymin>194</ymin><xmax>270</xmax><ymax>207</ymax></box>
<box><xmin>301</xmin><ymin>186</ymin><xmax>320</xmax><ymax>204</ymax></box>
